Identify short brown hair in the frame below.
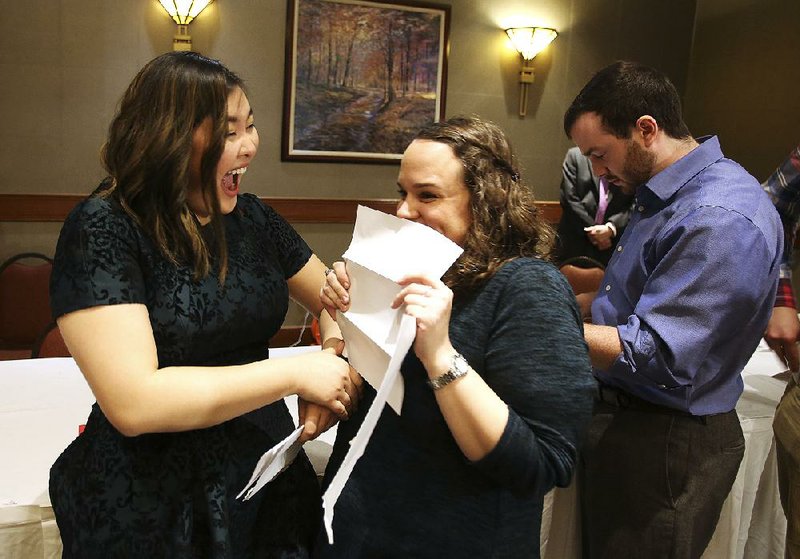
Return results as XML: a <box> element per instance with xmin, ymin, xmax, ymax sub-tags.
<box><xmin>564</xmin><ymin>60</ymin><xmax>691</xmax><ymax>140</ymax></box>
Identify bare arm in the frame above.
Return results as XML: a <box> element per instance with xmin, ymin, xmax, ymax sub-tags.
<box><xmin>424</xmin><ymin>350</ymin><xmax>509</xmax><ymax>462</ymax></box>
<box><xmin>583</xmin><ymin>322</ymin><xmax>623</xmax><ymax>370</ymax></box>
<box><xmin>59</xmin><ymin>302</ymin><xmax>352</xmax><ymax>437</ymax></box>
<box><xmin>288</xmin><ymin>255</ymin><xmax>347</xmax><ymax>349</ymax></box>
<box><xmin>289</xmin><ymin>255</ymin><xmax>362</xmax><ymax>440</ymax></box>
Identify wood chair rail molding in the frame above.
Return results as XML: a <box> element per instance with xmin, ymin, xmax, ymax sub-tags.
<box><xmin>0</xmin><ymin>194</ymin><xmax>561</xmax><ymax>349</ymax></box>
<box><xmin>0</xmin><ymin>194</ymin><xmax>563</xmax><ymax>225</ymax></box>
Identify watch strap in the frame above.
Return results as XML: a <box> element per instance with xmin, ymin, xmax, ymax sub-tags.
<box><xmin>427</xmin><ymin>352</ymin><xmax>469</xmax><ymax>391</ymax></box>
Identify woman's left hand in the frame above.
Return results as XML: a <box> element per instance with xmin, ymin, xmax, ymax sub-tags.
<box><xmin>392</xmin><ymin>274</ymin><xmax>454</xmax><ymax>370</ymax></box>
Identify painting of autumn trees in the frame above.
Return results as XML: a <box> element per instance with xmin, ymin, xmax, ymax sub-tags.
<box><xmin>283</xmin><ymin>0</ymin><xmax>449</xmax><ymax>162</ymax></box>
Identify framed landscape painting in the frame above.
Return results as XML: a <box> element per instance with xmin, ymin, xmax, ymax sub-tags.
<box><xmin>282</xmin><ymin>0</ymin><xmax>450</xmax><ymax>163</ymax></box>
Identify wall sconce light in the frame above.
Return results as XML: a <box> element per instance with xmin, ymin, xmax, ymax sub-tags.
<box><xmin>158</xmin><ymin>0</ymin><xmax>214</xmax><ymax>51</ymax></box>
<box><xmin>505</xmin><ymin>26</ymin><xmax>558</xmax><ymax>117</ymax></box>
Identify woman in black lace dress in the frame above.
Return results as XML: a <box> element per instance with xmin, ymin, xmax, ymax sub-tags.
<box><xmin>49</xmin><ymin>51</ymin><xmax>360</xmax><ymax>558</ymax></box>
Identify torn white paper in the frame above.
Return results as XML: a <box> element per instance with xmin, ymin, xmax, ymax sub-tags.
<box><xmin>323</xmin><ymin>313</ymin><xmax>417</xmax><ymax>543</ymax></box>
<box><xmin>237</xmin><ymin>425</ymin><xmax>303</xmax><ymax>501</ymax></box>
<box><xmin>322</xmin><ymin>205</ymin><xmax>463</xmax><ymax>543</ymax></box>
<box><xmin>342</xmin><ymin>205</ymin><xmax>463</xmax><ymax>283</ymax></box>
<box><xmin>337</xmin><ymin>206</ymin><xmax>463</xmax><ymax>412</ymax></box>
<box><xmin>336</xmin><ymin>261</ymin><xmax>408</xmax><ymax>413</ymax></box>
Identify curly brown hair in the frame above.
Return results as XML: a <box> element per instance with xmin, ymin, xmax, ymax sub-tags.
<box><xmin>413</xmin><ymin>116</ymin><xmax>555</xmax><ymax>296</ymax></box>
<box><xmin>101</xmin><ymin>51</ymin><xmax>245</xmax><ymax>283</ymax></box>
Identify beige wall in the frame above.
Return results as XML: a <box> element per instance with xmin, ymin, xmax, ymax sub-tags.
<box><xmin>685</xmin><ymin>0</ymin><xmax>800</xmax><ymax>295</ymax></box>
<box><xmin>0</xmin><ymin>0</ymin><xmax>698</xmax><ymax>324</ymax></box>
<box><xmin>685</xmin><ymin>0</ymin><xmax>800</xmax><ymax>181</ymax></box>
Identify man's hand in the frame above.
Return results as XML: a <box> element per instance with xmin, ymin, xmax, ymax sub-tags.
<box><xmin>584</xmin><ymin>224</ymin><xmax>614</xmax><ymax>250</ymax></box>
<box><xmin>764</xmin><ymin>306</ymin><xmax>800</xmax><ymax>372</ymax></box>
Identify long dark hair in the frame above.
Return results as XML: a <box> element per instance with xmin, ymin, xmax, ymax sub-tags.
<box><xmin>101</xmin><ymin>51</ymin><xmax>245</xmax><ymax>282</ymax></box>
<box><xmin>413</xmin><ymin>116</ymin><xmax>555</xmax><ymax>296</ymax></box>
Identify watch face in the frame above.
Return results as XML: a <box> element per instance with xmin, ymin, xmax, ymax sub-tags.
<box><xmin>429</xmin><ymin>353</ymin><xmax>469</xmax><ymax>390</ymax></box>
<box><xmin>452</xmin><ymin>353</ymin><xmax>469</xmax><ymax>375</ymax></box>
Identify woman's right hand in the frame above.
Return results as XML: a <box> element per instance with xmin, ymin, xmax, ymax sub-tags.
<box><xmin>297</xmin><ymin>399</ymin><xmax>339</xmax><ymax>443</ymax></box>
<box><xmin>321</xmin><ymin>261</ymin><xmax>351</xmax><ymax>318</ymax></box>
<box><xmin>293</xmin><ymin>348</ymin><xmax>357</xmax><ymax>419</ymax></box>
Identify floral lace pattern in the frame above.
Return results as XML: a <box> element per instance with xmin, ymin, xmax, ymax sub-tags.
<box><xmin>50</xmin><ymin>189</ymin><xmax>319</xmax><ymax>558</ymax></box>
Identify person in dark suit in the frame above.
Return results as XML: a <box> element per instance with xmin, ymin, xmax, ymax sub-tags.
<box><xmin>556</xmin><ymin>146</ymin><xmax>635</xmax><ymax>265</ymax></box>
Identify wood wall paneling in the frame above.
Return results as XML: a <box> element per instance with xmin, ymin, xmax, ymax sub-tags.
<box><xmin>0</xmin><ymin>193</ymin><xmax>563</xmax><ymax>224</ymax></box>
<box><xmin>0</xmin><ymin>194</ymin><xmax>562</xmax><ymax>347</ymax></box>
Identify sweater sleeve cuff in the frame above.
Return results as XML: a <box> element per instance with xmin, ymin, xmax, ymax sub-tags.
<box><xmin>470</xmin><ymin>411</ymin><xmax>528</xmax><ymax>489</ymax></box>
<box><xmin>470</xmin><ymin>410</ymin><xmax>572</xmax><ymax>493</ymax></box>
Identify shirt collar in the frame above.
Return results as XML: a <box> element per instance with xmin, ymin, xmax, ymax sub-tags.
<box><xmin>639</xmin><ymin>135</ymin><xmax>723</xmax><ymax>203</ymax></box>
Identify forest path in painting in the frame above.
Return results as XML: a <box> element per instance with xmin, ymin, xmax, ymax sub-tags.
<box><xmin>294</xmin><ymin>85</ymin><xmax>384</xmax><ymax>153</ymax></box>
<box><xmin>293</xmin><ymin>84</ymin><xmax>435</xmax><ymax>155</ymax></box>
<box><xmin>289</xmin><ymin>0</ymin><xmax>444</xmax><ymax>157</ymax></box>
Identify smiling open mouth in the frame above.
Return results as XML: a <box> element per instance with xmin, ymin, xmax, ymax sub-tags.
<box><xmin>222</xmin><ymin>167</ymin><xmax>246</xmax><ymax>195</ymax></box>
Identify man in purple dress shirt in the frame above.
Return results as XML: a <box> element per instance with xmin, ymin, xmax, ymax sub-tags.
<box><xmin>564</xmin><ymin>61</ymin><xmax>783</xmax><ymax>558</ymax></box>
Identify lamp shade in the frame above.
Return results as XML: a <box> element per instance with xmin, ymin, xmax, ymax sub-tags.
<box><xmin>506</xmin><ymin>27</ymin><xmax>558</xmax><ymax>61</ymax></box>
<box><xmin>159</xmin><ymin>0</ymin><xmax>214</xmax><ymax>25</ymax></box>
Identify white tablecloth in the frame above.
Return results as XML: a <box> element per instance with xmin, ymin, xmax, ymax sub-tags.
<box><xmin>1</xmin><ymin>345</ymin><xmax>789</xmax><ymax>558</ymax></box>
<box><xmin>0</xmin><ymin>346</ymin><xmax>330</xmax><ymax>559</ymax></box>
<box><xmin>539</xmin><ymin>342</ymin><xmax>789</xmax><ymax>559</ymax></box>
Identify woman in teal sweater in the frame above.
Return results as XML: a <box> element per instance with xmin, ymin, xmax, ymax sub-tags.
<box><xmin>317</xmin><ymin>116</ymin><xmax>595</xmax><ymax>558</ymax></box>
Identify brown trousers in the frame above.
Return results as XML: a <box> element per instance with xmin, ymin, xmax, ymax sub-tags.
<box><xmin>580</xmin><ymin>396</ymin><xmax>744</xmax><ymax>559</ymax></box>
<box><xmin>775</xmin><ymin>377</ymin><xmax>800</xmax><ymax>559</ymax></box>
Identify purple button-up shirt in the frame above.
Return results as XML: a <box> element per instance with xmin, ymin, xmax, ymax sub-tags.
<box><xmin>591</xmin><ymin>136</ymin><xmax>782</xmax><ymax>415</ymax></box>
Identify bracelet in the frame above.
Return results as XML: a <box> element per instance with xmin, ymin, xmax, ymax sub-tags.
<box><xmin>427</xmin><ymin>352</ymin><xmax>469</xmax><ymax>390</ymax></box>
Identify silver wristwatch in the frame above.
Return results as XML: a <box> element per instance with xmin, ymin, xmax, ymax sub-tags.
<box><xmin>427</xmin><ymin>352</ymin><xmax>469</xmax><ymax>391</ymax></box>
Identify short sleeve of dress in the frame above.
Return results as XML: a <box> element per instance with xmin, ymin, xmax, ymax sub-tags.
<box><xmin>238</xmin><ymin>194</ymin><xmax>312</xmax><ymax>279</ymax></box>
<box><xmin>50</xmin><ymin>195</ymin><xmax>147</xmax><ymax>319</ymax></box>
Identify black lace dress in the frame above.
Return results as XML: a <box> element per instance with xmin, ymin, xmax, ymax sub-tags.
<box><xmin>49</xmin><ymin>187</ymin><xmax>320</xmax><ymax>558</ymax></box>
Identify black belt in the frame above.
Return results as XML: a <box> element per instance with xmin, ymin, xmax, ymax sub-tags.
<box><xmin>595</xmin><ymin>384</ymin><xmax>714</xmax><ymax>423</ymax></box>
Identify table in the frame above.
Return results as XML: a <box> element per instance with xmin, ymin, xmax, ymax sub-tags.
<box><xmin>539</xmin><ymin>342</ymin><xmax>789</xmax><ymax>559</ymax></box>
<box><xmin>0</xmin><ymin>345</ymin><xmax>789</xmax><ymax>558</ymax></box>
<box><xmin>0</xmin><ymin>346</ymin><xmax>331</xmax><ymax>559</ymax></box>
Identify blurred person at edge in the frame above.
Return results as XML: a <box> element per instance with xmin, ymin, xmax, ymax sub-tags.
<box><xmin>762</xmin><ymin>143</ymin><xmax>800</xmax><ymax>559</ymax></box>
